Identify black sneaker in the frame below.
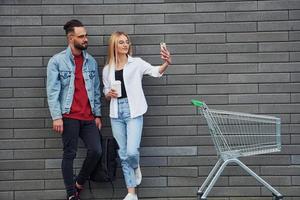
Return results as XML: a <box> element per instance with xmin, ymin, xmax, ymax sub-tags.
<box><xmin>73</xmin><ymin>175</ymin><xmax>83</xmax><ymax>200</ymax></box>
<box><xmin>67</xmin><ymin>195</ymin><xmax>79</xmax><ymax>200</ymax></box>
<box><xmin>75</xmin><ymin>183</ymin><xmax>83</xmax><ymax>199</ymax></box>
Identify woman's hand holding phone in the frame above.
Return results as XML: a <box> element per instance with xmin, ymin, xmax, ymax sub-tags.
<box><xmin>160</xmin><ymin>42</ymin><xmax>171</xmax><ymax>64</ymax></box>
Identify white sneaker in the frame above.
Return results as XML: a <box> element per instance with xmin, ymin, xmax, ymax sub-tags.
<box><xmin>123</xmin><ymin>193</ymin><xmax>138</xmax><ymax>200</ymax></box>
<box><xmin>135</xmin><ymin>165</ymin><xmax>142</xmax><ymax>185</ymax></box>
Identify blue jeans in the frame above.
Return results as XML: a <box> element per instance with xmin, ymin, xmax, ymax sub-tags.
<box><xmin>110</xmin><ymin>98</ymin><xmax>143</xmax><ymax>188</ymax></box>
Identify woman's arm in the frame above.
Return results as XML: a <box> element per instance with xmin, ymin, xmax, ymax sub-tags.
<box><xmin>102</xmin><ymin>66</ymin><xmax>118</xmax><ymax>101</ymax></box>
<box><xmin>141</xmin><ymin>46</ymin><xmax>172</xmax><ymax>77</ymax></box>
<box><xmin>105</xmin><ymin>89</ymin><xmax>118</xmax><ymax>100</ymax></box>
<box><xmin>159</xmin><ymin>47</ymin><xmax>171</xmax><ymax>74</ymax></box>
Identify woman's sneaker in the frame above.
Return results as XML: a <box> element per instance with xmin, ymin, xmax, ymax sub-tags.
<box><xmin>135</xmin><ymin>165</ymin><xmax>142</xmax><ymax>185</ymax></box>
<box><xmin>123</xmin><ymin>193</ymin><xmax>138</xmax><ymax>200</ymax></box>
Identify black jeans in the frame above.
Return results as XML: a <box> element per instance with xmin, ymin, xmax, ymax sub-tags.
<box><xmin>61</xmin><ymin>118</ymin><xmax>102</xmax><ymax>197</ymax></box>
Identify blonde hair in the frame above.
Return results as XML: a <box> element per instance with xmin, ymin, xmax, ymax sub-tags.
<box><xmin>106</xmin><ymin>31</ymin><xmax>132</xmax><ymax>67</ymax></box>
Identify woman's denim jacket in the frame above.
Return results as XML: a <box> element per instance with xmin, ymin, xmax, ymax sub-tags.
<box><xmin>47</xmin><ymin>46</ymin><xmax>101</xmax><ymax>120</ymax></box>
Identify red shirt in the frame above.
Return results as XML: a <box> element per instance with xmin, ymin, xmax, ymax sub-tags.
<box><xmin>63</xmin><ymin>53</ymin><xmax>94</xmax><ymax>121</ymax></box>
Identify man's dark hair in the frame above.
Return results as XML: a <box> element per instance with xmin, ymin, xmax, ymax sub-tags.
<box><xmin>63</xmin><ymin>19</ymin><xmax>84</xmax><ymax>35</ymax></box>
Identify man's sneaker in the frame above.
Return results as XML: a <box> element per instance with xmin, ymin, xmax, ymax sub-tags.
<box><xmin>135</xmin><ymin>165</ymin><xmax>142</xmax><ymax>185</ymax></box>
<box><xmin>75</xmin><ymin>183</ymin><xmax>83</xmax><ymax>198</ymax></box>
<box><xmin>67</xmin><ymin>195</ymin><xmax>79</xmax><ymax>200</ymax></box>
<box><xmin>123</xmin><ymin>193</ymin><xmax>138</xmax><ymax>200</ymax></box>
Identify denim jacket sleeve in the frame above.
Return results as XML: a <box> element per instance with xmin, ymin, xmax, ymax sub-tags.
<box><xmin>93</xmin><ymin>62</ymin><xmax>101</xmax><ymax>117</ymax></box>
<box><xmin>47</xmin><ymin>56</ymin><xmax>62</xmax><ymax>120</ymax></box>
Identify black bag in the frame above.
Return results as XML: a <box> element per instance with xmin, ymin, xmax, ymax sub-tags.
<box><xmin>90</xmin><ymin>136</ymin><xmax>119</xmax><ymax>182</ymax></box>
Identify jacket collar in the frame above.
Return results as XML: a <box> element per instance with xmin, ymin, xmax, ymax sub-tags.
<box><xmin>127</xmin><ymin>55</ymin><xmax>134</xmax><ymax>63</ymax></box>
<box><xmin>66</xmin><ymin>46</ymin><xmax>88</xmax><ymax>61</ymax></box>
<box><xmin>109</xmin><ymin>55</ymin><xmax>134</xmax><ymax>69</ymax></box>
<box><xmin>108</xmin><ymin>55</ymin><xmax>134</xmax><ymax>83</ymax></box>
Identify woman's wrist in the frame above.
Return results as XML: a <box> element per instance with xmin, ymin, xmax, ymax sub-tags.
<box><xmin>105</xmin><ymin>94</ymin><xmax>111</xmax><ymax>101</ymax></box>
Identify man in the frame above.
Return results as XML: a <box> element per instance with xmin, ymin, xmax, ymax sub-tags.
<box><xmin>47</xmin><ymin>19</ymin><xmax>102</xmax><ymax>200</ymax></box>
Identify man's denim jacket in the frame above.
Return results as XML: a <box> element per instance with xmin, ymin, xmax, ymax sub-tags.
<box><xmin>47</xmin><ymin>46</ymin><xmax>101</xmax><ymax>120</ymax></box>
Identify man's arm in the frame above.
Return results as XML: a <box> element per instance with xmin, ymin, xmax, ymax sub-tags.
<box><xmin>93</xmin><ymin>63</ymin><xmax>102</xmax><ymax>129</ymax></box>
<box><xmin>47</xmin><ymin>57</ymin><xmax>62</xmax><ymax>120</ymax></box>
<box><xmin>47</xmin><ymin>57</ymin><xmax>63</xmax><ymax>133</ymax></box>
<box><xmin>93</xmin><ymin>64</ymin><xmax>101</xmax><ymax>116</ymax></box>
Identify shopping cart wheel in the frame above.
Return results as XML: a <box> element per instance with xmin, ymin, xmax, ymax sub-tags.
<box><xmin>272</xmin><ymin>194</ymin><xmax>283</xmax><ymax>200</ymax></box>
<box><xmin>197</xmin><ymin>192</ymin><xmax>205</xmax><ymax>200</ymax></box>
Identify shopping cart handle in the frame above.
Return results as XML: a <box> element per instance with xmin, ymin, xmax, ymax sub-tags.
<box><xmin>191</xmin><ymin>99</ymin><xmax>205</xmax><ymax>107</ymax></box>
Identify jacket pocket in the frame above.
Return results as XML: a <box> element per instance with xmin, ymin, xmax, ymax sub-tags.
<box><xmin>86</xmin><ymin>70</ymin><xmax>96</xmax><ymax>80</ymax></box>
<box><xmin>59</xmin><ymin>70</ymin><xmax>71</xmax><ymax>85</ymax></box>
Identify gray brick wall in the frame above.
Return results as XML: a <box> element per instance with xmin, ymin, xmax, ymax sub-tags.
<box><xmin>0</xmin><ymin>0</ymin><xmax>299</xmax><ymax>199</ymax></box>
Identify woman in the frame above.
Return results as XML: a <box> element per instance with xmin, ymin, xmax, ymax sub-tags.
<box><xmin>102</xmin><ymin>32</ymin><xmax>171</xmax><ymax>200</ymax></box>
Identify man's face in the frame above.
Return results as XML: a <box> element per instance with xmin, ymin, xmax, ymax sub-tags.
<box><xmin>70</xmin><ymin>26</ymin><xmax>88</xmax><ymax>50</ymax></box>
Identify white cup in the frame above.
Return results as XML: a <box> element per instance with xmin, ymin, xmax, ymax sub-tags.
<box><xmin>111</xmin><ymin>80</ymin><xmax>122</xmax><ymax>97</ymax></box>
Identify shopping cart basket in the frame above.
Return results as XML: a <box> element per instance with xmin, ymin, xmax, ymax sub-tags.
<box><xmin>191</xmin><ymin>99</ymin><xmax>283</xmax><ymax>200</ymax></box>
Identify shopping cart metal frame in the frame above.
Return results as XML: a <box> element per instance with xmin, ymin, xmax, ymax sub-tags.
<box><xmin>192</xmin><ymin>99</ymin><xmax>283</xmax><ymax>200</ymax></box>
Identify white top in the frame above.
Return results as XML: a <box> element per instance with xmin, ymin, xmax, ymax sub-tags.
<box><xmin>102</xmin><ymin>56</ymin><xmax>163</xmax><ymax>118</ymax></box>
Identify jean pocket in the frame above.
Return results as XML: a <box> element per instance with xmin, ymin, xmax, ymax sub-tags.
<box><xmin>120</xmin><ymin>103</ymin><xmax>131</xmax><ymax>118</ymax></box>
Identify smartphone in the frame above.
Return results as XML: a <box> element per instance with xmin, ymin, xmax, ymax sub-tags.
<box><xmin>160</xmin><ymin>42</ymin><xmax>167</xmax><ymax>50</ymax></box>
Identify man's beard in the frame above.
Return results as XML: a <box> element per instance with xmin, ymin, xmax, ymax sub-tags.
<box><xmin>74</xmin><ymin>42</ymin><xmax>88</xmax><ymax>50</ymax></box>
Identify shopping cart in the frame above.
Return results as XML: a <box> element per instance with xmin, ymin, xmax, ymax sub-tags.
<box><xmin>191</xmin><ymin>99</ymin><xmax>283</xmax><ymax>200</ymax></box>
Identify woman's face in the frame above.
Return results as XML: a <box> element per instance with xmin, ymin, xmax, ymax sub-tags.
<box><xmin>116</xmin><ymin>34</ymin><xmax>130</xmax><ymax>55</ymax></box>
